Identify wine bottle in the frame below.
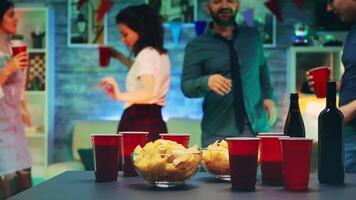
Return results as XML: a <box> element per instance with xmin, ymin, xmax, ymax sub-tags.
<box><xmin>283</xmin><ymin>93</ymin><xmax>305</xmax><ymax>137</ymax></box>
<box><xmin>318</xmin><ymin>81</ymin><xmax>344</xmax><ymax>185</ymax></box>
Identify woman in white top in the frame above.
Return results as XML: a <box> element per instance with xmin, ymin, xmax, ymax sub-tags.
<box><xmin>100</xmin><ymin>4</ymin><xmax>170</xmax><ymax>141</ymax></box>
<box><xmin>0</xmin><ymin>1</ymin><xmax>32</xmax><ymax>198</ymax></box>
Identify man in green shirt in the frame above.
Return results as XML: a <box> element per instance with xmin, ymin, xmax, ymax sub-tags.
<box><xmin>181</xmin><ymin>0</ymin><xmax>277</xmax><ymax>147</ymax></box>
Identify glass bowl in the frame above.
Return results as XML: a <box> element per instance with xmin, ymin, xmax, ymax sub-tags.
<box><xmin>132</xmin><ymin>151</ymin><xmax>202</xmax><ymax>188</ymax></box>
<box><xmin>202</xmin><ymin>148</ymin><xmax>230</xmax><ymax>181</ymax></box>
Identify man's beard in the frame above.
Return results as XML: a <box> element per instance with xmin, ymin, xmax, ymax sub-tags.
<box><xmin>209</xmin><ymin>7</ymin><xmax>237</xmax><ymax>27</ymax></box>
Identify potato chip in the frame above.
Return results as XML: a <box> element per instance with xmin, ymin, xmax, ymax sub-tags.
<box><xmin>202</xmin><ymin>140</ymin><xmax>230</xmax><ymax>175</ymax></box>
<box><xmin>132</xmin><ymin>139</ymin><xmax>202</xmax><ymax>183</ymax></box>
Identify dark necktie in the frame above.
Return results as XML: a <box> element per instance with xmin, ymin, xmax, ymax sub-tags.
<box><xmin>214</xmin><ymin>31</ymin><xmax>246</xmax><ymax>133</ymax></box>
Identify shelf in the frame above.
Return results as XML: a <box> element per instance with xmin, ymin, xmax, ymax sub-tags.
<box><xmin>290</xmin><ymin>46</ymin><xmax>343</xmax><ymax>53</ymax></box>
<box><xmin>29</xmin><ymin>48</ymin><xmax>46</xmax><ymax>53</ymax></box>
<box><xmin>26</xmin><ymin>91</ymin><xmax>46</xmax><ymax>95</ymax></box>
<box><xmin>299</xmin><ymin>93</ymin><xmax>340</xmax><ymax>97</ymax></box>
<box><xmin>26</xmin><ymin>133</ymin><xmax>45</xmax><ymax>138</ymax></box>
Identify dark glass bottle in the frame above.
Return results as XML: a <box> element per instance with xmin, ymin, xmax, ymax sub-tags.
<box><xmin>283</xmin><ymin>93</ymin><xmax>305</xmax><ymax>137</ymax></box>
<box><xmin>318</xmin><ymin>81</ymin><xmax>344</xmax><ymax>185</ymax></box>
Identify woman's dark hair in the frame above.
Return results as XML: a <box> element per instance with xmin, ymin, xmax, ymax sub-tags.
<box><xmin>0</xmin><ymin>1</ymin><xmax>14</xmax><ymax>22</ymax></box>
<box><xmin>116</xmin><ymin>4</ymin><xmax>167</xmax><ymax>56</ymax></box>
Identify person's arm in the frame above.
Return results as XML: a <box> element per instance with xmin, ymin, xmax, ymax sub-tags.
<box><xmin>339</xmin><ymin>100</ymin><xmax>356</xmax><ymax>124</ymax></box>
<box><xmin>259</xmin><ymin>49</ymin><xmax>274</xmax><ymax>100</ymax></box>
<box><xmin>20</xmin><ymin>99</ymin><xmax>32</xmax><ymax>127</ymax></box>
<box><xmin>0</xmin><ymin>67</ymin><xmax>12</xmax><ymax>86</ymax></box>
<box><xmin>20</xmin><ymin>72</ymin><xmax>32</xmax><ymax>127</ymax></box>
<box><xmin>100</xmin><ymin>75</ymin><xmax>155</xmax><ymax>103</ymax></box>
<box><xmin>336</xmin><ymin>80</ymin><xmax>341</xmax><ymax>91</ymax></box>
<box><xmin>0</xmin><ymin>52</ymin><xmax>28</xmax><ymax>86</ymax></box>
<box><xmin>116</xmin><ymin>74</ymin><xmax>155</xmax><ymax>103</ymax></box>
<box><xmin>111</xmin><ymin>48</ymin><xmax>133</xmax><ymax>69</ymax></box>
<box><xmin>258</xmin><ymin>38</ymin><xmax>277</xmax><ymax>126</ymax></box>
<box><xmin>181</xmin><ymin>42</ymin><xmax>210</xmax><ymax>98</ymax></box>
<box><xmin>101</xmin><ymin>48</ymin><xmax>162</xmax><ymax>103</ymax></box>
<box><xmin>181</xmin><ymin>42</ymin><xmax>231</xmax><ymax>97</ymax></box>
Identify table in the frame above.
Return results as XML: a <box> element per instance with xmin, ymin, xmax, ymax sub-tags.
<box><xmin>10</xmin><ymin>172</ymin><xmax>356</xmax><ymax>200</ymax></box>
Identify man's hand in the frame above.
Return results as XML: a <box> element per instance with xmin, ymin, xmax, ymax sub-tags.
<box><xmin>208</xmin><ymin>74</ymin><xmax>232</xmax><ymax>96</ymax></box>
<box><xmin>264</xmin><ymin>99</ymin><xmax>277</xmax><ymax>126</ymax></box>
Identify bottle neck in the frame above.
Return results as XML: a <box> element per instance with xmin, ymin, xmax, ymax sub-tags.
<box><xmin>289</xmin><ymin>99</ymin><xmax>300</xmax><ymax>111</ymax></box>
<box><xmin>326</xmin><ymin>93</ymin><xmax>336</xmax><ymax>108</ymax></box>
<box><xmin>326</xmin><ymin>82</ymin><xmax>337</xmax><ymax>108</ymax></box>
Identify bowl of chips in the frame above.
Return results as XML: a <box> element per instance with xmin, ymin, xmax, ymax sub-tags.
<box><xmin>132</xmin><ymin>139</ymin><xmax>202</xmax><ymax>188</ymax></box>
<box><xmin>202</xmin><ymin>140</ymin><xmax>230</xmax><ymax>181</ymax></box>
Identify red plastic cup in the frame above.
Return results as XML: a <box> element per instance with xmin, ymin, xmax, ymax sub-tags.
<box><xmin>227</xmin><ymin>137</ymin><xmax>260</xmax><ymax>191</ymax></box>
<box><xmin>159</xmin><ymin>133</ymin><xmax>190</xmax><ymax>148</ymax></box>
<box><xmin>280</xmin><ymin>138</ymin><xmax>313</xmax><ymax>191</ymax></box>
<box><xmin>98</xmin><ymin>46</ymin><xmax>111</xmax><ymax>67</ymax></box>
<box><xmin>258</xmin><ymin>135</ymin><xmax>289</xmax><ymax>186</ymax></box>
<box><xmin>120</xmin><ymin>131</ymin><xmax>148</xmax><ymax>177</ymax></box>
<box><xmin>308</xmin><ymin>67</ymin><xmax>331</xmax><ymax>98</ymax></box>
<box><xmin>257</xmin><ymin>133</ymin><xmax>285</xmax><ymax>166</ymax></box>
<box><xmin>91</xmin><ymin>134</ymin><xmax>121</xmax><ymax>182</ymax></box>
<box><xmin>12</xmin><ymin>45</ymin><xmax>27</xmax><ymax>56</ymax></box>
<box><xmin>118</xmin><ymin>134</ymin><xmax>123</xmax><ymax>171</ymax></box>
<box><xmin>10</xmin><ymin>40</ymin><xmax>28</xmax><ymax>68</ymax></box>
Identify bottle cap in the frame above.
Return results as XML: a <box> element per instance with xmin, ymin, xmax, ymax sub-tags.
<box><xmin>290</xmin><ymin>93</ymin><xmax>299</xmax><ymax>99</ymax></box>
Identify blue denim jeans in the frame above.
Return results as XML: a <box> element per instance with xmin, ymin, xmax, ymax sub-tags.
<box><xmin>345</xmin><ymin>124</ymin><xmax>356</xmax><ymax>173</ymax></box>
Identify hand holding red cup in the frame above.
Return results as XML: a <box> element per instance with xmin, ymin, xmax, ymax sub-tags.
<box><xmin>10</xmin><ymin>40</ymin><xmax>28</xmax><ymax>69</ymax></box>
<box><xmin>306</xmin><ymin>67</ymin><xmax>331</xmax><ymax>98</ymax></box>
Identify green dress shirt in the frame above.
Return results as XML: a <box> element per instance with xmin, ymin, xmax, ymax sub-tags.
<box><xmin>181</xmin><ymin>25</ymin><xmax>274</xmax><ymax>137</ymax></box>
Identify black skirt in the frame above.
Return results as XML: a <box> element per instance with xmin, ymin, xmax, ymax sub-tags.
<box><xmin>117</xmin><ymin>104</ymin><xmax>167</xmax><ymax>141</ymax></box>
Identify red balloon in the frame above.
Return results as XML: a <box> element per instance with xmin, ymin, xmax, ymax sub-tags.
<box><xmin>96</xmin><ymin>0</ymin><xmax>114</xmax><ymax>22</ymax></box>
<box><xmin>264</xmin><ymin>0</ymin><xmax>284</xmax><ymax>23</ymax></box>
<box><xmin>76</xmin><ymin>0</ymin><xmax>87</xmax><ymax>11</ymax></box>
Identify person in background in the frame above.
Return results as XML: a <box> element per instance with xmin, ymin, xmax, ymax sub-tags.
<box><xmin>307</xmin><ymin>0</ymin><xmax>356</xmax><ymax>173</ymax></box>
<box><xmin>0</xmin><ymin>1</ymin><xmax>32</xmax><ymax>199</ymax></box>
<box><xmin>181</xmin><ymin>0</ymin><xmax>277</xmax><ymax>147</ymax></box>
<box><xmin>99</xmin><ymin>4</ymin><xmax>170</xmax><ymax>141</ymax></box>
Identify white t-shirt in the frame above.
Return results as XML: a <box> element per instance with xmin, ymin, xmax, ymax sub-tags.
<box><xmin>125</xmin><ymin>47</ymin><xmax>170</xmax><ymax>108</ymax></box>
